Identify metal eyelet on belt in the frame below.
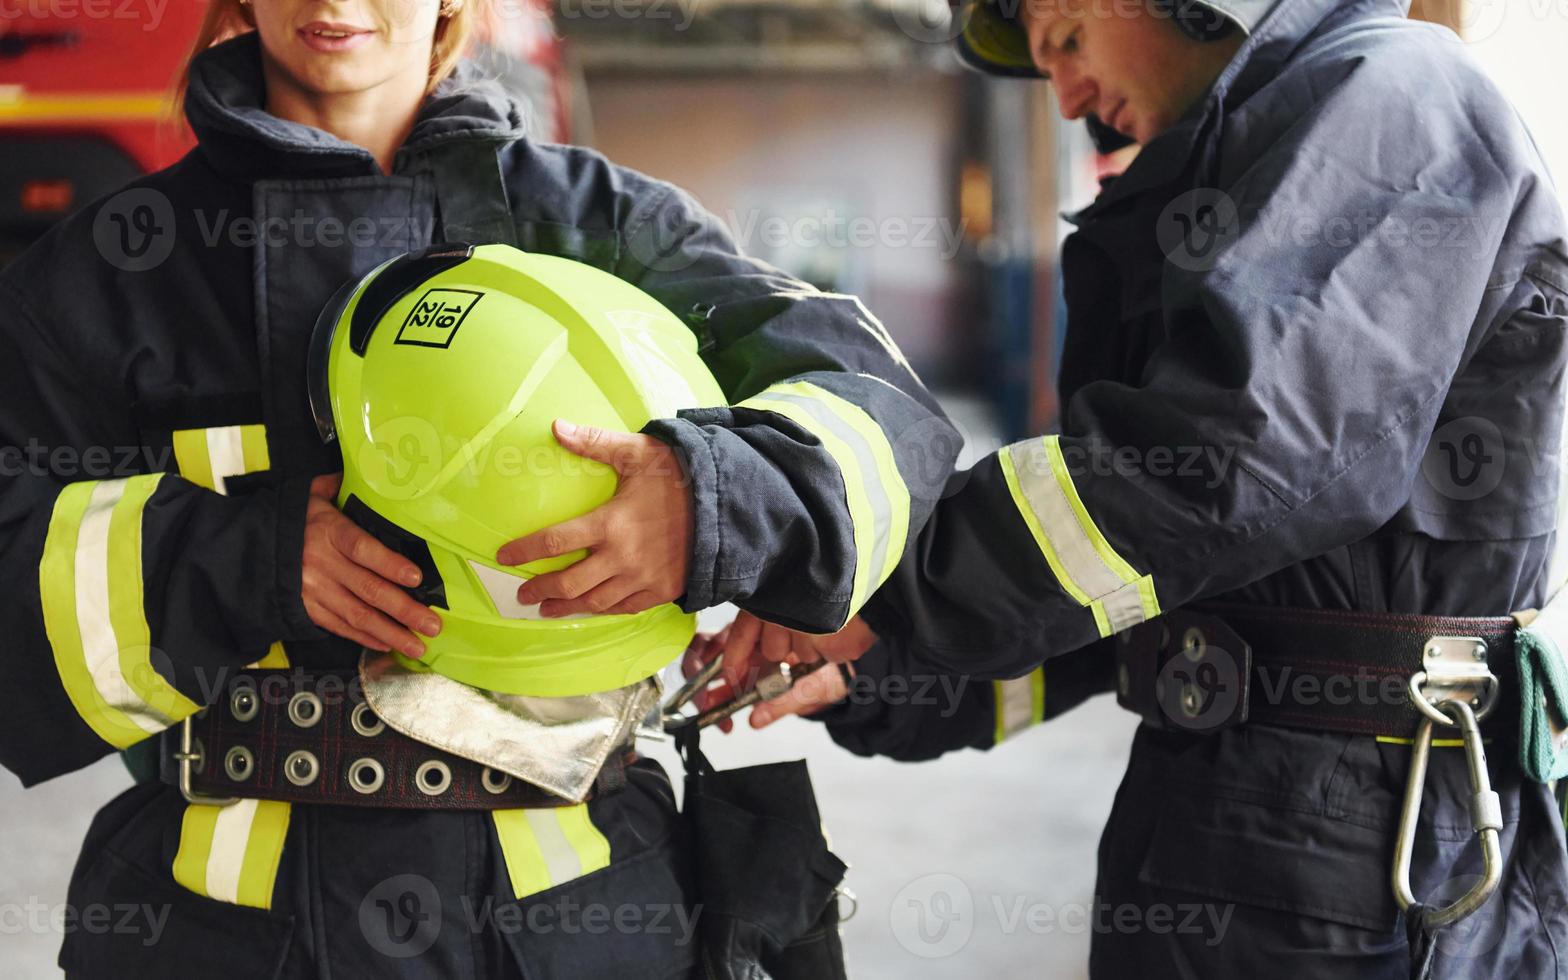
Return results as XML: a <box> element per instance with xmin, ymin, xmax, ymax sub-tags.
<box><xmin>350</xmin><ymin>702</ymin><xmax>385</xmax><ymax>738</ymax></box>
<box><xmin>415</xmin><ymin>760</ymin><xmax>452</xmax><ymax>796</ymax></box>
<box><xmin>285</xmin><ymin>750</ymin><xmax>320</xmax><ymax>787</ymax></box>
<box><xmin>224</xmin><ymin>746</ymin><xmax>255</xmax><ymax>782</ymax></box>
<box><xmin>348</xmin><ymin>758</ymin><xmax>385</xmax><ymax>795</ymax></box>
<box><xmin>480</xmin><ymin>767</ymin><xmax>513</xmax><ymax>795</ymax></box>
<box><xmin>1181</xmin><ymin>627</ymin><xmax>1207</xmax><ymax>662</ymax></box>
<box><xmin>230</xmin><ymin>685</ymin><xmax>260</xmax><ymax>723</ymax></box>
<box><xmin>287</xmin><ymin>691</ymin><xmax>323</xmax><ymax>729</ymax></box>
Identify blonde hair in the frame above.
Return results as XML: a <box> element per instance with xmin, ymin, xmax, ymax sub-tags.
<box><xmin>171</xmin><ymin>0</ymin><xmax>486</xmax><ymax>115</ymax></box>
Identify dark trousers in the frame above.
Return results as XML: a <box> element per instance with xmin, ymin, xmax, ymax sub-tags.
<box><xmin>1090</xmin><ymin>723</ymin><xmax>1568</xmax><ymax>979</ymax></box>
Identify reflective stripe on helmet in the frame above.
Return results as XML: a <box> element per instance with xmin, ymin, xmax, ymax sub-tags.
<box><xmin>492</xmin><ymin>804</ymin><xmax>612</xmax><ymax>899</ymax></box>
<box><xmin>999</xmin><ymin>436</ymin><xmax>1160</xmax><ymax>637</ymax></box>
<box><xmin>173</xmin><ymin>798</ymin><xmax>292</xmax><ymax>909</ymax></box>
<box><xmin>739</xmin><ymin>380</ymin><xmax>911</xmax><ymax>628</ymax></box>
<box><xmin>993</xmin><ymin>666</ymin><xmax>1046</xmax><ymax>745</ymax></box>
<box><xmin>39</xmin><ymin>474</ymin><xmax>200</xmax><ymax>748</ymax></box>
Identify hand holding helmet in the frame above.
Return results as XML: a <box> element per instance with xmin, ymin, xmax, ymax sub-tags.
<box><xmin>496</xmin><ymin>419</ymin><xmax>692</xmax><ymax>618</ymax></box>
<box><xmin>300</xmin><ymin>472</ymin><xmax>443</xmax><ymax>658</ymax></box>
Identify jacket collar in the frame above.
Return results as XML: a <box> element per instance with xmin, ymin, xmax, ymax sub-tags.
<box><xmin>1069</xmin><ymin>0</ymin><xmax>1413</xmax><ymax>224</ymax></box>
<box><xmin>184</xmin><ymin>31</ymin><xmax>528</xmax><ymax>183</ymax></box>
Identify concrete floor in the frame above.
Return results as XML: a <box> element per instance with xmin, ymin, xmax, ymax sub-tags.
<box><xmin>1</xmin><ymin>395</ymin><xmax>1144</xmax><ymax>978</ymax></box>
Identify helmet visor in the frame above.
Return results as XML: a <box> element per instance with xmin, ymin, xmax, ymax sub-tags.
<box><xmin>307</xmin><ymin>274</ymin><xmax>363</xmax><ymax>444</ymax></box>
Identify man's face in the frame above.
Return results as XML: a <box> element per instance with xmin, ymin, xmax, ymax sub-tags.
<box><xmin>1016</xmin><ymin>0</ymin><xmax>1243</xmax><ymax>144</ymax></box>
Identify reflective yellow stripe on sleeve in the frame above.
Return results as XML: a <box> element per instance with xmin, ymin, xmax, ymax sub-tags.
<box><xmin>172</xmin><ymin>423</ymin><xmax>270</xmax><ymax>496</ymax></box>
<box><xmin>999</xmin><ymin>436</ymin><xmax>1160</xmax><ymax>638</ymax></box>
<box><xmin>738</xmin><ymin>380</ymin><xmax>911</xmax><ymax>626</ymax></box>
<box><xmin>172</xmin><ymin>798</ymin><xmax>292</xmax><ymax>909</ymax></box>
<box><xmin>172</xmin><ymin>423</ymin><xmax>289</xmax><ymax>669</ymax></box>
<box><xmin>492</xmin><ymin>804</ymin><xmax>613</xmax><ymax>899</ymax></box>
<box><xmin>40</xmin><ymin>474</ymin><xmax>200</xmax><ymax>748</ymax></box>
<box><xmin>993</xmin><ymin>667</ymin><xmax>1046</xmax><ymax>744</ymax></box>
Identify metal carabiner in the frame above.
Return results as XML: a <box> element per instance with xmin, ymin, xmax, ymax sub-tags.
<box><xmin>1391</xmin><ymin>698</ymin><xmax>1503</xmax><ymax>929</ymax></box>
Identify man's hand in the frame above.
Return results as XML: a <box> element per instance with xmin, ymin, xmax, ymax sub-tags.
<box><xmin>718</xmin><ymin>611</ymin><xmax>877</xmax><ymax>692</ymax></box>
<box><xmin>682</xmin><ymin>612</ymin><xmax>878</xmax><ymax>731</ymax></box>
<box><xmin>300</xmin><ymin>473</ymin><xmax>442</xmax><ymax>657</ymax></box>
<box><xmin>497</xmin><ymin>421</ymin><xmax>693</xmax><ymax>618</ymax></box>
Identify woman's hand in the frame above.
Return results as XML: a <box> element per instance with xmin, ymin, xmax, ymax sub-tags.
<box><xmin>300</xmin><ymin>473</ymin><xmax>442</xmax><ymax>657</ymax></box>
<box><xmin>496</xmin><ymin>420</ymin><xmax>693</xmax><ymax>618</ymax></box>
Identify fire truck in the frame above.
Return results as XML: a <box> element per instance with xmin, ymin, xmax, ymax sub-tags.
<box><xmin>0</xmin><ymin>0</ymin><xmax>567</xmax><ymax>267</ymax></box>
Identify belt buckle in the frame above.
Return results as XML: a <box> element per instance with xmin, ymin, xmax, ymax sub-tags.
<box><xmin>173</xmin><ymin>714</ymin><xmax>239</xmax><ymax>807</ymax></box>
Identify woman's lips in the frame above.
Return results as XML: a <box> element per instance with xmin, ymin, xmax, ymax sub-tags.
<box><xmin>298</xmin><ymin>22</ymin><xmax>374</xmax><ymax>53</ymax></box>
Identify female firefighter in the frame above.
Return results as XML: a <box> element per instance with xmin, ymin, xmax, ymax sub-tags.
<box><xmin>0</xmin><ymin>0</ymin><xmax>957</xmax><ymax>975</ymax></box>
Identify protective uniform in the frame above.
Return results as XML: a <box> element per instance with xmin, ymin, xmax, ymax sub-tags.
<box><xmin>827</xmin><ymin>0</ymin><xmax>1568</xmax><ymax>976</ymax></box>
<box><xmin>0</xmin><ymin>31</ymin><xmax>957</xmax><ymax>978</ymax></box>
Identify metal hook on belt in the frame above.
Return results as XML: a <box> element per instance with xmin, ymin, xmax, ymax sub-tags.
<box><xmin>1391</xmin><ymin>696</ymin><xmax>1503</xmax><ymax>930</ymax></box>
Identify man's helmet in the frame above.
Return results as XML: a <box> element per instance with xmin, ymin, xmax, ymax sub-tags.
<box><xmin>308</xmin><ymin>242</ymin><xmax>726</xmax><ymax>697</ymax></box>
<box><xmin>949</xmin><ymin>0</ymin><xmax>1241</xmax><ymax>80</ymax></box>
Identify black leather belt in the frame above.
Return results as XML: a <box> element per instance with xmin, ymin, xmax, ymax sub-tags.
<box><xmin>1113</xmin><ymin>603</ymin><xmax>1521</xmax><ymax>741</ymax></box>
<box><xmin>159</xmin><ymin>670</ymin><xmax>630</xmax><ymax>809</ymax></box>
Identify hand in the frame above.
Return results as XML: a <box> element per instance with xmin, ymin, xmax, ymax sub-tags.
<box><xmin>681</xmin><ymin>612</ymin><xmax>877</xmax><ymax>731</ymax></box>
<box><xmin>496</xmin><ymin>420</ymin><xmax>693</xmax><ymax>618</ymax></box>
<box><xmin>300</xmin><ymin>473</ymin><xmax>442</xmax><ymax>657</ymax></box>
<box><xmin>718</xmin><ymin>611</ymin><xmax>878</xmax><ymax>693</ymax></box>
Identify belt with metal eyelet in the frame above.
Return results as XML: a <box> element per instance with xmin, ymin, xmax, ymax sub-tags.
<box><xmin>1112</xmin><ymin>603</ymin><xmax>1522</xmax><ymax>740</ymax></box>
<box><xmin>158</xmin><ymin>669</ymin><xmax>631</xmax><ymax>809</ymax></box>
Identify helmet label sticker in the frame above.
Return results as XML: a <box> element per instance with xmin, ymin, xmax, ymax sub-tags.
<box><xmin>394</xmin><ymin>289</ymin><xmax>484</xmax><ymax>349</ymax></box>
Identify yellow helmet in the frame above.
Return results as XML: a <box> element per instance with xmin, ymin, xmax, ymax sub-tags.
<box><xmin>308</xmin><ymin>243</ymin><xmax>726</xmax><ymax>696</ymax></box>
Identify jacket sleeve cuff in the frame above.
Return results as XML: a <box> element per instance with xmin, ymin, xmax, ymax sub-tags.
<box><xmin>273</xmin><ymin>475</ymin><xmax>330</xmax><ymax>642</ymax></box>
<box><xmin>642</xmin><ymin>416</ymin><xmax>720</xmax><ymax>612</ymax></box>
